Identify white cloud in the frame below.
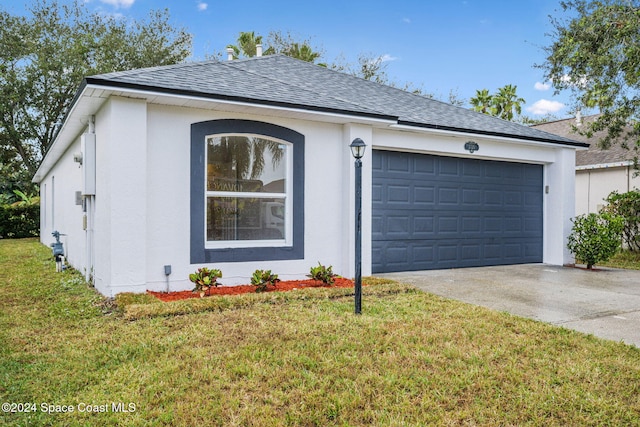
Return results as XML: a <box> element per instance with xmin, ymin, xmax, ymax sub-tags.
<box><xmin>534</xmin><ymin>81</ymin><xmax>551</xmax><ymax>91</ymax></box>
<box><xmin>197</xmin><ymin>1</ymin><xmax>208</xmax><ymax>11</ymax></box>
<box><xmin>99</xmin><ymin>0</ymin><xmax>134</xmax><ymax>9</ymax></box>
<box><xmin>380</xmin><ymin>54</ymin><xmax>398</xmax><ymax>63</ymax></box>
<box><xmin>526</xmin><ymin>99</ymin><xmax>565</xmax><ymax>115</ymax></box>
<box><xmin>403</xmin><ymin>17</ymin><xmax>411</xmax><ymax>24</ymax></box>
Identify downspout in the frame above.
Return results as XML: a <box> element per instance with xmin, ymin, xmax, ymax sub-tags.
<box><xmin>85</xmin><ymin>115</ymin><xmax>96</xmax><ymax>284</ymax></box>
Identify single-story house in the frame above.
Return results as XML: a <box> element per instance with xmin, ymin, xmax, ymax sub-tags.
<box><xmin>33</xmin><ymin>54</ymin><xmax>587</xmax><ymax>296</ymax></box>
<box><xmin>532</xmin><ymin>114</ymin><xmax>640</xmax><ymax>215</ymax></box>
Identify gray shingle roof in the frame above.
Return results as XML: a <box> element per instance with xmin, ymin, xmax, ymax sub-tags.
<box><xmin>531</xmin><ymin>115</ymin><xmax>636</xmax><ymax>166</ymax></box>
<box><xmin>86</xmin><ymin>54</ymin><xmax>585</xmax><ymax>147</ymax></box>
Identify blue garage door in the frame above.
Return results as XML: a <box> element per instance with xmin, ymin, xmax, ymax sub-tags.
<box><xmin>372</xmin><ymin>150</ymin><xmax>543</xmax><ymax>273</ymax></box>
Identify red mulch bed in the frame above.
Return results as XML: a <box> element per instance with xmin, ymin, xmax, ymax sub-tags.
<box><xmin>148</xmin><ymin>277</ymin><xmax>356</xmax><ymax>302</ymax></box>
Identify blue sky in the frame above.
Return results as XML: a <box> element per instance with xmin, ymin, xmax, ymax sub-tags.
<box><xmin>9</xmin><ymin>0</ymin><xmax>578</xmax><ymax>118</ymax></box>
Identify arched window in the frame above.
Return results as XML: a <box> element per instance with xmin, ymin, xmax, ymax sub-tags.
<box><xmin>191</xmin><ymin>120</ymin><xmax>304</xmax><ymax>263</ymax></box>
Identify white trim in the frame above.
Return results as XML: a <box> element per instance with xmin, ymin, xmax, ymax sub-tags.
<box><xmin>205</xmin><ymin>239</ymin><xmax>288</xmax><ymax>250</ymax></box>
<box><xmin>203</xmin><ymin>133</ymin><xmax>291</xmax><ymax>248</ymax></box>
<box><xmin>576</xmin><ymin>161</ymin><xmax>633</xmax><ymax>171</ymax></box>
<box><xmin>388</xmin><ymin>123</ymin><xmax>588</xmax><ymax>150</ymax></box>
<box><xmin>87</xmin><ymin>84</ymin><xmax>398</xmax><ymax>125</ymax></box>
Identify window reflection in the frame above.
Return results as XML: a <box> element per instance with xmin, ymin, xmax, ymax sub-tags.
<box><xmin>205</xmin><ymin>135</ymin><xmax>288</xmax><ymax>242</ymax></box>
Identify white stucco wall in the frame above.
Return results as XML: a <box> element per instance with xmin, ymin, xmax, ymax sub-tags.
<box><xmin>141</xmin><ymin>103</ymin><xmax>357</xmax><ymax>293</ymax></box>
<box><xmin>39</xmin><ymin>137</ymin><xmax>87</xmax><ymax>275</ymax></box>
<box><xmin>92</xmin><ymin>97</ymin><xmax>149</xmax><ymax>295</ymax></box>
<box><xmin>576</xmin><ymin>166</ymin><xmax>640</xmax><ymax>215</ymax></box>
<box><xmin>41</xmin><ymin>95</ymin><xmax>580</xmax><ymax>296</ymax></box>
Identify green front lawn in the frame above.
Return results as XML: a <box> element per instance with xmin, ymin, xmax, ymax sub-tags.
<box><xmin>602</xmin><ymin>250</ymin><xmax>640</xmax><ymax>270</ymax></box>
<box><xmin>1</xmin><ymin>239</ymin><xmax>639</xmax><ymax>426</ymax></box>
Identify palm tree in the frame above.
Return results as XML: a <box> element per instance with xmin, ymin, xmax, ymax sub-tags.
<box><xmin>470</xmin><ymin>89</ymin><xmax>495</xmax><ymax>115</ymax></box>
<box><xmin>227</xmin><ymin>31</ymin><xmax>323</xmax><ymax>64</ymax></box>
<box><xmin>227</xmin><ymin>31</ymin><xmax>273</xmax><ymax>59</ymax></box>
<box><xmin>282</xmin><ymin>42</ymin><xmax>321</xmax><ymax>63</ymax></box>
<box><xmin>208</xmin><ymin>136</ymin><xmax>284</xmax><ymax>185</ymax></box>
<box><xmin>492</xmin><ymin>84</ymin><xmax>525</xmax><ymax>121</ymax></box>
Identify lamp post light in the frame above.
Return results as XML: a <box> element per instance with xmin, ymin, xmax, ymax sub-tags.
<box><xmin>349</xmin><ymin>138</ymin><xmax>366</xmax><ymax>314</ymax></box>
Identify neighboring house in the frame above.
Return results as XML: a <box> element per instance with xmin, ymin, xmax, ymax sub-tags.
<box><xmin>33</xmin><ymin>54</ymin><xmax>586</xmax><ymax>296</ymax></box>
<box><xmin>532</xmin><ymin>115</ymin><xmax>640</xmax><ymax>215</ymax></box>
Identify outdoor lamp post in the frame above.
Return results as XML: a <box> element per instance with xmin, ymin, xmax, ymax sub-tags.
<box><xmin>350</xmin><ymin>138</ymin><xmax>366</xmax><ymax>314</ymax></box>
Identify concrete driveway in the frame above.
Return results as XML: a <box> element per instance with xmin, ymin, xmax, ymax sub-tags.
<box><xmin>380</xmin><ymin>264</ymin><xmax>640</xmax><ymax>347</ymax></box>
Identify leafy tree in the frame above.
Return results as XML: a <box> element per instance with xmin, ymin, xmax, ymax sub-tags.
<box><xmin>567</xmin><ymin>212</ymin><xmax>624</xmax><ymax>269</ymax></box>
<box><xmin>540</xmin><ymin>0</ymin><xmax>640</xmax><ymax>153</ymax></box>
<box><xmin>603</xmin><ymin>190</ymin><xmax>640</xmax><ymax>251</ymax></box>
<box><xmin>447</xmin><ymin>89</ymin><xmax>466</xmax><ymax>107</ymax></box>
<box><xmin>0</xmin><ymin>0</ymin><xmax>192</xmax><ymax>182</ymax></box>
<box><xmin>330</xmin><ymin>52</ymin><xmax>393</xmax><ymax>84</ymax></box>
<box><xmin>10</xmin><ymin>189</ymin><xmax>39</xmax><ymax>207</ymax></box>
<box><xmin>519</xmin><ymin>114</ymin><xmax>561</xmax><ymax>125</ymax></box>
<box><xmin>267</xmin><ymin>31</ymin><xmax>324</xmax><ymax>64</ymax></box>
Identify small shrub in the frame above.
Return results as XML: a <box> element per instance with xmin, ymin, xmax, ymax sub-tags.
<box><xmin>567</xmin><ymin>212</ymin><xmax>624</xmax><ymax>269</ymax></box>
<box><xmin>307</xmin><ymin>262</ymin><xmax>338</xmax><ymax>285</ymax></box>
<box><xmin>251</xmin><ymin>269</ymin><xmax>280</xmax><ymax>292</ymax></box>
<box><xmin>603</xmin><ymin>190</ymin><xmax>640</xmax><ymax>251</ymax></box>
<box><xmin>189</xmin><ymin>267</ymin><xmax>222</xmax><ymax>296</ymax></box>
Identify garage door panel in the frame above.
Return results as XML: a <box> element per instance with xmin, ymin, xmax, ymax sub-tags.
<box><xmin>373</xmin><ymin>239</ymin><xmax>542</xmax><ymax>273</ymax></box>
<box><xmin>439</xmin><ymin>157</ymin><xmax>459</xmax><ymax>175</ymax></box>
<box><xmin>462</xmin><ymin>244</ymin><xmax>481</xmax><ymax>261</ymax></box>
<box><xmin>438</xmin><ymin>187</ymin><xmax>459</xmax><ymax>204</ymax></box>
<box><xmin>462</xmin><ymin>188</ymin><xmax>482</xmax><ymax>205</ymax></box>
<box><xmin>413</xmin><ymin>216</ymin><xmax>434</xmax><ymax>234</ymax></box>
<box><xmin>388</xmin><ymin>185</ymin><xmax>411</xmax><ymax>203</ymax></box>
<box><xmin>504</xmin><ymin>191</ymin><xmax>523</xmax><ymax>207</ymax></box>
<box><xmin>386</xmin><ymin>215</ymin><xmax>411</xmax><ymax>236</ymax></box>
<box><xmin>372</xmin><ymin>151</ymin><xmax>543</xmax><ymax>272</ymax></box>
<box><xmin>414</xmin><ymin>160</ymin><xmax>436</xmax><ymax>175</ymax></box>
<box><xmin>372</xmin><ymin>183</ymin><xmax>383</xmax><ymax>203</ymax></box>
<box><xmin>484</xmin><ymin>190</ymin><xmax>503</xmax><ymax>206</ymax></box>
<box><xmin>462</xmin><ymin>161</ymin><xmax>483</xmax><ymax>178</ymax></box>
<box><xmin>462</xmin><ymin>217</ymin><xmax>482</xmax><ymax>233</ymax></box>
<box><xmin>388</xmin><ymin>155</ymin><xmax>410</xmax><ymax>172</ymax></box>
<box><xmin>414</xmin><ymin>186</ymin><xmax>435</xmax><ymax>204</ymax></box>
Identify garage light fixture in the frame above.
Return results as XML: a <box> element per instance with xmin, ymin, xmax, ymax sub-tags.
<box><xmin>464</xmin><ymin>141</ymin><xmax>479</xmax><ymax>153</ymax></box>
<box><xmin>349</xmin><ymin>138</ymin><xmax>366</xmax><ymax>314</ymax></box>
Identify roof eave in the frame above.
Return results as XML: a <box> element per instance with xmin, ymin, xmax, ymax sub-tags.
<box><xmin>84</xmin><ymin>77</ymin><xmax>399</xmax><ymax>123</ymax></box>
<box><xmin>32</xmin><ymin>79</ymin><xmax>94</xmax><ymax>183</ymax></box>
<box><xmin>395</xmin><ymin>120</ymin><xmax>589</xmax><ymax>148</ymax></box>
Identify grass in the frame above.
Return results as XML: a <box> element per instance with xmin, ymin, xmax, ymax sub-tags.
<box><xmin>1</xmin><ymin>239</ymin><xmax>640</xmax><ymax>426</ymax></box>
<box><xmin>602</xmin><ymin>249</ymin><xmax>640</xmax><ymax>270</ymax></box>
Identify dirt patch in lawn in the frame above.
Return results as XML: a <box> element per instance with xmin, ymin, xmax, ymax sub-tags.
<box><xmin>148</xmin><ymin>277</ymin><xmax>356</xmax><ymax>302</ymax></box>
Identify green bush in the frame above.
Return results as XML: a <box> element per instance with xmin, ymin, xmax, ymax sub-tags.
<box><xmin>0</xmin><ymin>205</ymin><xmax>40</xmax><ymax>238</ymax></box>
<box><xmin>188</xmin><ymin>267</ymin><xmax>222</xmax><ymax>296</ymax></box>
<box><xmin>251</xmin><ymin>269</ymin><xmax>280</xmax><ymax>292</ymax></box>
<box><xmin>567</xmin><ymin>212</ymin><xmax>624</xmax><ymax>269</ymax></box>
<box><xmin>307</xmin><ymin>262</ymin><xmax>338</xmax><ymax>285</ymax></box>
<box><xmin>603</xmin><ymin>190</ymin><xmax>640</xmax><ymax>252</ymax></box>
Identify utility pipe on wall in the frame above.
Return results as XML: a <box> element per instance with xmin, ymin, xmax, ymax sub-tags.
<box><xmin>84</xmin><ymin>115</ymin><xmax>96</xmax><ymax>284</ymax></box>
